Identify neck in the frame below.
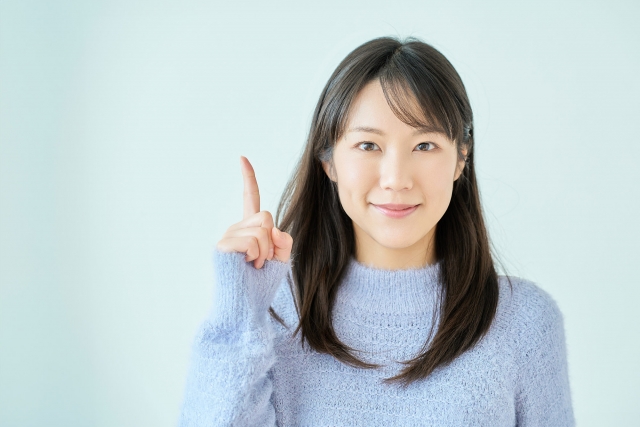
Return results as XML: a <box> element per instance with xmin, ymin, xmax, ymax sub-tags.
<box><xmin>354</xmin><ymin>224</ymin><xmax>437</xmax><ymax>270</ymax></box>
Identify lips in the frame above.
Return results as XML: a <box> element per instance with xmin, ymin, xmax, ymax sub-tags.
<box><xmin>374</xmin><ymin>204</ymin><xmax>418</xmax><ymax>210</ymax></box>
<box><xmin>372</xmin><ymin>203</ymin><xmax>419</xmax><ymax>218</ymax></box>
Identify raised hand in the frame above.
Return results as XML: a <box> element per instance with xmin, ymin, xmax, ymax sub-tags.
<box><xmin>216</xmin><ymin>156</ymin><xmax>293</xmax><ymax>269</ymax></box>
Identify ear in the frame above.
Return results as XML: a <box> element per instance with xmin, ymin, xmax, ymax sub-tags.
<box><xmin>454</xmin><ymin>147</ymin><xmax>468</xmax><ymax>181</ymax></box>
<box><xmin>322</xmin><ymin>160</ymin><xmax>337</xmax><ymax>183</ymax></box>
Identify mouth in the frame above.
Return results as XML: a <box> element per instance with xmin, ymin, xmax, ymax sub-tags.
<box><xmin>371</xmin><ymin>203</ymin><xmax>420</xmax><ymax>218</ymax></box>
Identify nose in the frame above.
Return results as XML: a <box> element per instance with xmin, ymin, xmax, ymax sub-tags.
<box><xmin>379</xmin><ymin>150</ymin><xmax>413</xmax><ymax>191</ymax></box>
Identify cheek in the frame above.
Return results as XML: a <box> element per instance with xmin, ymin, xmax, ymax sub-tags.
<box><xmin>418</xmin><ymin>165</ymin><xmax>456</xmax><ymax>209</ymax></box>
<box><xmin>334</xmin><ymin>160</ymin><xmax>376</xmax><ymax>210</ymax></box>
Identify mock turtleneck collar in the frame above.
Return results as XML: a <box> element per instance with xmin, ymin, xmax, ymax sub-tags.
<box><xmin>335</xmin><ymin>256</ymin><xmax>443</xmax><ymax>315</ymax></box>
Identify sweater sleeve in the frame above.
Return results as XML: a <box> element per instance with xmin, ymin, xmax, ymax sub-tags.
<box><xmin>177</xmin><ymin>249</ymin><xmax>291</xmax><ymax>427</ymax></box>
<box><xmin>514</xmin><ymin>284</ymin><xmax>575</xmax><ymax>426</ymax></box>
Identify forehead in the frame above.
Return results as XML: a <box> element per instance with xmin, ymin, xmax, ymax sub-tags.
<box><xmin>343</xmin><ymin>80</ymin><xmax>445</xmax><ymax>137</ymax></box>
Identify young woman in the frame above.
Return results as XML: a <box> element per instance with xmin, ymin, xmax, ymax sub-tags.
<box><xmin>178</xmin><ymin>36</ymin><xmax>575</xmax><ymax>426</ymax></box>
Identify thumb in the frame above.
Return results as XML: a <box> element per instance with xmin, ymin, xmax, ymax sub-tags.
<box><xmin>271</xmin><ymin>227</ymin><xmax>292</xmax><ymax>262</ymax></box>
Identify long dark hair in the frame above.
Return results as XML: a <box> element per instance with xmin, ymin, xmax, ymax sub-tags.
<box><xmin>271</xmin><ymin>36</ymin><xmax>510</xmax><ymax>387</ymax></box>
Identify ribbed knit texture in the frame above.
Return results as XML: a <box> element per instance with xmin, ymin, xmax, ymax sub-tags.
<box><xmin>177</xmin><ymin>250</ymin><xmax>575</xmax><ymax>426</ymax></box>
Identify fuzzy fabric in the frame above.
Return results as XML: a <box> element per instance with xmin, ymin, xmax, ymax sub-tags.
<box><xmin>177</xmin><ymin>250</ymin><xmax>574</xmax><ymax>426</ymax></box>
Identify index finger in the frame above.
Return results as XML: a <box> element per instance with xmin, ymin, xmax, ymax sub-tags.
<box><xmin>240</xmin><ymin>156</ymin><xmax>260</xmax><ymax>219</ymax></box>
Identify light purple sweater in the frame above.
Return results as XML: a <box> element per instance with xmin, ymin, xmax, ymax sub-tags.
<box><xmin>177</xmin><ymin>249</ymin><xmax>575</xmax><ymax>426</ymax></box>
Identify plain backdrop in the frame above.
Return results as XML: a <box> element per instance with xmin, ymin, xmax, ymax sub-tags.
<box><xmin>1</xmin><ymin>0</ymin><xmax>639</xmax><ymax>426</ymax></box>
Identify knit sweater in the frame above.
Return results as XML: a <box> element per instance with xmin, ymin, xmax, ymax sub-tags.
<box><xmin>177</xmin><ymin>249</ymin><xmax>575</xmax><ymax>426</ymax></box>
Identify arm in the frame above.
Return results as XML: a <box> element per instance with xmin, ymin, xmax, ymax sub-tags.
<box><xmin>177</xmin><ymin>249</ymin><xmax>290</xmax><ymax>427</ymax></box>
<box><xmin>514</xmin><ymin>286</ymin><xmax>575</xmax><ymax>426</ymax></box>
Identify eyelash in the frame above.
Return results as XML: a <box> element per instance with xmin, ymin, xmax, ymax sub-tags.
<box><xmin>357</xmin><ymin>142</ymin><xmax>437</xmax><ymax>152</ymax></box>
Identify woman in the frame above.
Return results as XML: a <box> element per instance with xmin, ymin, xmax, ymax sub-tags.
<box><xmin>178</xmin><ymin>36</ymin><xmax>575</xmax><ymax>426</ymax></box>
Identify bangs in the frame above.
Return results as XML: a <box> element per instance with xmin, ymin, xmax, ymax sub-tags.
<box><xmin>378</xmin><ymin>58</ymin><xmax>463</xmax><ymax>145</ymax></box>
<box><xmin>380</xmin><ymin>75</ymin><xmax>450</xmax><ymax>139</ymax></box>
<box><xmin>325</xmin><ymin>40</ymin><xmax>470</xmax><ymax>158</ymax></box>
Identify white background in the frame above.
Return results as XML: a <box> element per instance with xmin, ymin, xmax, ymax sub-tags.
<box><xmin>1</xmin><ymin>0</ymin><xmax>638</xmax><ymax>425</ymax></box>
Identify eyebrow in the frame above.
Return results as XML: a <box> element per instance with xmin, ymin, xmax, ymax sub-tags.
<box><xmin>347</xmin><ymin>125</ymin><xmax>443</xmax><ymax>136</ymax></box>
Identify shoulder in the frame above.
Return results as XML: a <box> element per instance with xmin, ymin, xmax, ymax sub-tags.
<box><xmin>498</xmin><ymin>275</ymin><xmax>564</xmax><ymax>322</ymax></box>
<box><xmin>496</xmin><ymin>275</ymin><xmax>567</xmax><ymax>356</ymax></box>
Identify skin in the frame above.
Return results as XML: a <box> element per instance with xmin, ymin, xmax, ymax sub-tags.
<box><xmin>216</xmin><ymin>156</ymin><xmax>293</xmax><ymax>269</ymax></box>
<box><xmin>217</xmin><ymin>79</ymin><xmax>466</xmax><ymax>271</ymax></box>
<box><xmin>322</xmin><ymin>79</ymin><xmax>467</xmax><ymax>270</ymax></box>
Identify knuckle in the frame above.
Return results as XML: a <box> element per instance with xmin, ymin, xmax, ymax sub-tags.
<box><xmin>259</xmin><ymin>227</ymin><xmax>269</xmax><ymax>240</ymax></box>
<box><xmin>259</xmin><ymin>210</ymin><xmax>273</xmax><ymax>222</ymax></box>
<box><xmin>248</xmin><ymin>236</ymin><xmax>259</xmax><ymax>253</ymax></box>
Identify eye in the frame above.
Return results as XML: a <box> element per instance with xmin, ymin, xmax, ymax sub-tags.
<box><xmin>357</xmin><ymin>142</ymin><xmax>379</xmax><ymax>151</ymax></box>
<box><xmin>415</xmin><ymin>142</ymin><xmax>437</xmax><ymax>151</ymax></box>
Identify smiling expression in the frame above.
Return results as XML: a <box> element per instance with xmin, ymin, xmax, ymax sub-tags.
<box><xmin>322</xmin><ymin>78</ymin><xmax>467</xmax><ymax>266</ymax></box>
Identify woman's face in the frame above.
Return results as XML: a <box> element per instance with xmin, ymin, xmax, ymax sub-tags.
<box><xmin>322</xmin><ymin>79</ymin><xmax>466</xmax><ymax>269</ymax></box>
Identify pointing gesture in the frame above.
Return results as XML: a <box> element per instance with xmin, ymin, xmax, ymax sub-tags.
<box><xmin>216</xmin><ymin>156</ymin><xmax>293</xmax><ymax>269</ymax></box>
<box><xmin>242</xmin><ymin>156</ymin><xmax>261</xmax><ymax>220</ymax></box>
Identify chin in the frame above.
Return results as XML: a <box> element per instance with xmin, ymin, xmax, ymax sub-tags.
<box><xmin>373</xmin><ymin>234</ymin><xmax>424</xmax><ymax>250</ymax></box>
